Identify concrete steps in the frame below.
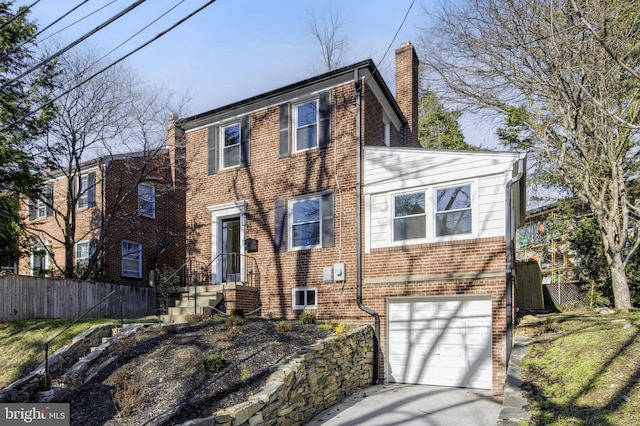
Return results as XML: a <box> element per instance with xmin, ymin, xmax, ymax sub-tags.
<box><xmin>160</xmin><ymin>285</ymin><xmax>225</xmax><ymax>323</ymax></box>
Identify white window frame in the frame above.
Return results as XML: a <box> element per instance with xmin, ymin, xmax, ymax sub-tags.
<box><xmin>382</xmin><ymin>111</ymin><xmax>391</xmax><ymax>147</ymax></box>
<box><xmin>37</xmin><ymin>198</ymin><xmax>47</xmax><ymax>218</ymax></box>
<box><xmin>75</xmin><ymin>239</ymin><xmax>91</xmax><ymax>267</ymax></box>
<box><xmin>78</xmin><ymin>173</ymin><xmax>89</xmax><ymax>209</ymax></box>
<box><xmin>434</xmin><ymin>183</ymin><xmax>473</xmax><ymax>238</ymax></box>
<box><xmin>138</xmin><ymin>182</ymin><xmax>156</xmax><ymax>218</ymax></box>
<box><xmin>30</xmin><ymin>242</ymin><xmax>50</xmax><ymax>276</ymax></box>
<box><xmin>288</xmin><ymin>195</ymin><xmax>322</xmax><ymax>250</ymax></box>
<box><xmin>220</xmin><ymin>121</ymin><xmax>242</xmax><ymax>170</ymax></box>
<box><xmin>121</xmin><ymin>240</ymin><xmax>142</xmax><ymax>278</ymax></box>
<box><xmin>392</xmin><ymin>191</ymin><xmax>427</xmax><ymax>242</ymax></box>
<box><xmin>386</xmin><ymin>180</ymin><xmax>478</xmax><ymax>246</ymax></box>
<box><xmin>292</xmin><ymin>287</ymin><xmax>317</xmax><ymax>310</ymax></box>
<box><xmin>293</xmin><ymin>98</ymin><xmax>319</xmax><ymax>152</ymax></box>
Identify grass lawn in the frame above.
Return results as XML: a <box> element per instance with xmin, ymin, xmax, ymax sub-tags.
<box><xmin>0</xmin><ymin>317</ymin><xmax>154</xmax><ymax>389</ymax></box>
<box><xmin>521</xmin><ymin>310</ymin><xmax>640</xmax><ymax>426</ymax></box>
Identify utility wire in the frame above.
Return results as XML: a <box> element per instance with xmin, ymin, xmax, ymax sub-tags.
<box><xmin>0</xmin><ymin>0</ymin><xmax>147</xmax><ymax>91</ymax></box>
<box><xmin>0</xmin><ymin>0</ymin><xmax>93</xmax><ymax>63</ymax></box>
<box><xmin>1</xmin><ymin>0</ymin><xmax>218</xmax><ymax>133</ymax></box>
<box><xmin>94</xmin><ymin>0</ymin><xmax>186</xmax><ymax>66</ymax></box>
<box><xmin>366</xmin><ymin>0</ymin><xmax>415</xmax><ymax>85</ymax></box>
<box><xmin>34</xmin><ymin>1</ymin><xmax>118</xmax><ymax>47</ymax></box>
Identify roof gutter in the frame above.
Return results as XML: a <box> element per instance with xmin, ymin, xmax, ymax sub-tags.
<box><xmin>505</xmin><ymin>156</ymin><xmax>525</xmax><ymax>360</ymax></box>
<box><xmin>354</xmin><ymin>69</ymin><xmax>380</xmax><ymax>384</ymax></box>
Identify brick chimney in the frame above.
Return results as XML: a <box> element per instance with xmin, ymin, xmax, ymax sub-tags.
<box><xmin>395</xmin><ymin>42</ymin><xmax>419</xmax><ymax>146</ymax></box>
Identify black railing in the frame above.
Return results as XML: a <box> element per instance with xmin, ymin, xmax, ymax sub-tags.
<box><xmin>43</xmin><ymin>289</ymin><xmax>122</xmax><ymax>389</ymax></box>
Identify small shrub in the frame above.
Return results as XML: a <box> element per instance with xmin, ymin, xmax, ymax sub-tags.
<box><xmin>230</xmin><ymin>308</ymin><xmax>245</xmax><ymax>318</ymax></box>
<box><xmin>203</xmin><ymin>352</ymin><xmax>226</xmax><ymax>373</ymax></box>
<box><xmin>335</xmin><ymin>323</ymin><xmax>348</xmax><ymax>334</ymax></box>
<box><xmin>162</xmin><ymin>324</ymin><xmax>178</xmax><ymax>334</ymax></box>
<box><xmin>276</xmin><ymin>320</ymin><xmax>292</xmax><ymax>332</ymax></box>
<box><xmin>240</xmin><ymin>367</ymin><xmax>251</xmax><ymax>381</ymax></box>
<box><xmin>317</xmin><ymin>323</ymin><xmax>334</xmax><ymax>331</ymax></box>
<box><xmin>111</xmin><ymin>335</ymin><xmax>136</xmax><ymax>358</ymax></box>
<box><xmin>300</xmin><ymin>311</ymin><xmax>316</xmax><ymax>325</ymax></box>
<box><xmin>225</xmin><ymin>315</ymin><xmax>244</xmax><ymax>328</ymax></box>
<box><xmin>185</xmin><ymin>313</ymin><xmax>208</xmax><ymax>324</ymax></box>
<box><xmin>110</xmin><ymin>370</ymin><xmax>147</xmax><ymax>417</ymax></box>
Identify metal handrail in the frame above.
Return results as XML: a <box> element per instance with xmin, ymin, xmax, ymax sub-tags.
<box><xmin>44</xmin><ymin>289</ymin><xmax>122</xmax><ymax>389</ymax></box>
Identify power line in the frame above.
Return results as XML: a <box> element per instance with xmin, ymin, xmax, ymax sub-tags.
<box><xmin>0</xmin><ymin>0</ymin><xmax>93</xmax><ymax>63</ymax></box>
<box><xmin>0</xmin><ymin>0</ymin><xmax>147</xmax><ymax>92</ymax></box>
<box><xmin>1</xmin><ymin>0</ymin><xmax>218</xmax><ymax>133</ymax></box>
<box><xmin>366</xmin><ymin>0</ymin><xmax>416</xmax><ymax>85</ymax></box>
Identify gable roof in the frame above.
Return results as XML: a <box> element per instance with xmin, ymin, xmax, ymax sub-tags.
<box><xmin>178</xmin><ymin>59</ymin><xmax>407</xmax><ymax>131</ymax></box>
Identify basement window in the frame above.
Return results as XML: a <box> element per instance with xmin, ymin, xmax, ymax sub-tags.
<box><xmin>292</xmin><ymin>287</ymin><xmax>317</xmax><ymax>310</ymax></box>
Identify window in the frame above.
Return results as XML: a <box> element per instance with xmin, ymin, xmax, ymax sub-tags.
<box><xmin>221</xmin><ymin>122</ymin><xmax>241</xmax><ymax>169</ymax></box>
<box><xmin>289</xmin><ymin>196</ymin><xmax>321</xmax><ymax>249</ymax></box>
<box><xmin>30</xmin><ymin>183</ymin><xmax>52</xmax><ymax>220</ymax></box>
<box><xmin>393</xmin><ymin>192</ymin><xmax>426</xmax><ymax>241</ymax></box>
<box><xmin>294</xmin><ymin>99</ymin><xmax>318</xmax><ymax>151</ymax></box>
<box><xmin>382</xmin><ymin>112</ymin><xmax>391</xmax><ymax>147</ymax></box>
<box><xmin>138</xmin><ymin>183</ymin><xmax>156</xmax><ymax>218</ymax></box>
<box><xmin>78</xmin><ymin>174</ymin><xmax>89</xmax><ymax>209</ymax></box>
<box><xmin>30</xmin><ymin>242</ymin><xmax>50</xmax><ymax>276</ymax></box>
<box><xmin>37</xmin><ymin>199</ymin><xmax>47</xmax><ymax>218</ymax></box>
<box><xmin>75</xmin><ymin>240</ymin><xmax>91</xmax><ymax>267</ymax></box>
<box><xmin>436</xmin><ymin>185</ymin><xmax>472</xmax><ymax>237</ymax></box>
<box><xmin>122</xmin><ymin>241</ymin><xmax>142</xmax><ymax>278</ymax></box>
<box><xmin>292</xmin><ymin>287</ymin><xmax>317</xmax><ymax>310</ymax></box>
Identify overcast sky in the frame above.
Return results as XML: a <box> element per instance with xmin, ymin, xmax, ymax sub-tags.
<box><xmin>27</xmin><ymin>0</ymin><xmax>501</xmax><ymax>149</ymax></box>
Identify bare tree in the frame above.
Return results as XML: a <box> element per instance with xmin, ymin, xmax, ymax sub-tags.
<box><xmin>419</xmin><ymin>0</ymin><xmax>640</xmax><ymax>310</ymax></box>
<box><xmin>27</xmin><ymin>48</ymin><xmax>184</xmax><ymax>279</ymax></box>
<box><xmin>309</xmin><ymin>8</ymin><xmax>349</xmax><ymax>72</ymax></box>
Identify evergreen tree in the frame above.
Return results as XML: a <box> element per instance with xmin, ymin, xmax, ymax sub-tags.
<box><xmin>0</xmin><ymin>1</ymin><xmax>56</xmax><ymax>266</ymax></box>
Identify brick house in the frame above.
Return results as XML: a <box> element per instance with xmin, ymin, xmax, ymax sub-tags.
<box><xmin>20</xmin><ymin>149</ymin><xmax>185</xmax><ymax>285</ymax></box>
<box><xmin>171</xmin><ymin>42</ymin><xmax>526</xmax><ymax>393</ymax></box>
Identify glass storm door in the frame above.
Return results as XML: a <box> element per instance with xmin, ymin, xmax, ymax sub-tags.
<box><xmin>221</xmin><ymin>217</ymin><xmax>241</xmax><ymax>282</ymax></box>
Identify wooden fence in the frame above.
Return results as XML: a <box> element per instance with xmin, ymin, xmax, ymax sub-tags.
<box><xmin>0</xmin><ymin>275</ymin><xmax>156</xmax><ymax>322</ymax></box>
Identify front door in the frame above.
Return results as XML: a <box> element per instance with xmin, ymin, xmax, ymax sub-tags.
<box><xmin>221</xmin><ymin>217</ymin><xmax>241</xmax><ymax>282</ymax></box>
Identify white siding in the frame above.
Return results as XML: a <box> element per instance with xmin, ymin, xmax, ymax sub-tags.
<box><xmin>364</xmin><ymin>147</ymin><xmax>520</xmax><ymax>251</ymax></box>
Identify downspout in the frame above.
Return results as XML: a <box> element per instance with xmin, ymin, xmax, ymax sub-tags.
<box><xmin>505</xmin><ymin>157</ymin><xmax>525</xmax><ymax>361</ymax></box>
<box><xmin>354</xmin><ymin>69</ymin><xmax>380</xmax><ymax>384</ymax></box>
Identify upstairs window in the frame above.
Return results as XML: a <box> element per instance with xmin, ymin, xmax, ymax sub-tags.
<box><xmin>77</xmin><ymin>172</ymin><xmax>96</xmax><ymax>209</ymax></box>
<box><xmin>294</xmin><ymin>99</ymin><xmax>318</xmax><ymax>152</ymax></box>
<box><xmin>29</xmin><ymin>183</ymin><xmax>53</xmax><ymax>220</ymax></box>
<box><xmin>138</xmin><ymin>183</ymin><xmax>156</xmax><ymax>218</ymax></box>
<box><xmin>436</xmin><ymin>185</ymin><xmax>472</xmax><ymax>237</ymax></box>
<box><xmin>221</xmin><ymin>123</ymin><xmax>241</xmax><ymax>169</ymax></box>
<box><xmin>393</xmin><ymin>192</ymin><xmax>426</xmax><ymax>241</ymax></box>
<box><xmin>122</xmin><ymin>241</ymin><xmax>142</xmax><ymax>278</ymax></box>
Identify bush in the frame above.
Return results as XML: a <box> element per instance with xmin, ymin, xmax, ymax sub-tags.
<box><xmin>335</xmin><ymin>323</ymin><xmax>348</xmax><ymax>334</ymax></box>
<box><xmin>230</xmin><ymin>308</ymin><xmax>245</xmax><ymax>318</ymax></box>
<box><xmin>110</xmin><ymin>370</ymin><xmax>147</xmax><ymax>417</ymax></box>
<box><xmin>300</xmin><ymin>311</ymin><xmax>316</xmax><ymax>325</ymax></box>
<box><xmin>202</xmin><ymin>353</ymin><xmax>226</xmax><ymax>373</ymax></box>
<box><xmin>225</xmin><ymin>315</ymin><xmax>244</xmax><ymax>328</ymax></box>
<box><xmin>276</xmin><ymin>320</ymin><xmax>292</xmax><ymax>332</ymax></box>
<box><xmin>185</xmin><ymin>313</ymin><xmax>209</xmax><ymax>324</ymax></box>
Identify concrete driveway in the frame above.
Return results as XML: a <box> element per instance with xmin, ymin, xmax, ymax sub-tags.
<box><xmin>306</xmin><ymin>384</ymin><xmax>502</xmax><ymax>426</ymax></box>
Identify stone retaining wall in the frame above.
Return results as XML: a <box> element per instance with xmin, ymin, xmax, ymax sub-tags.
<box><xmin>181</xmin><ymin>325</ymin><xmax>376</xmax><ymax>426</ymax></box>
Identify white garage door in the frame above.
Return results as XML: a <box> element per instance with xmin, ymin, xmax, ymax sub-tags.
<box><xmin>387</xmin><ymin>295</ymin><xmax>492</xmax><ymax>389</ymax></box>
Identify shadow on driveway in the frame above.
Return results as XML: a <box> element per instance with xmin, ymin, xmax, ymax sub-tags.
<box><xmin>306</xmin><ymin>384</ymin><xmax>502</xmax><ymax>426</ymax></box>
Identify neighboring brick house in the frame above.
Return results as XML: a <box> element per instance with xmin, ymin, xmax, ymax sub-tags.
<box><xmin>19</xmin><ymin>149</ymin><xmax>185</xmax><ymax>285</ymax></box>
<box><xmin>172</xmin><ymin>42</ymin><xmax>526</xmax><ymax>393</ymax></box>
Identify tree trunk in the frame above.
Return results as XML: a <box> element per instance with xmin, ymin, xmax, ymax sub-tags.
<box><xmin>609</xmin><ymin>252</ymin><xmax>631</xmax><ymax>311</ymax></box>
